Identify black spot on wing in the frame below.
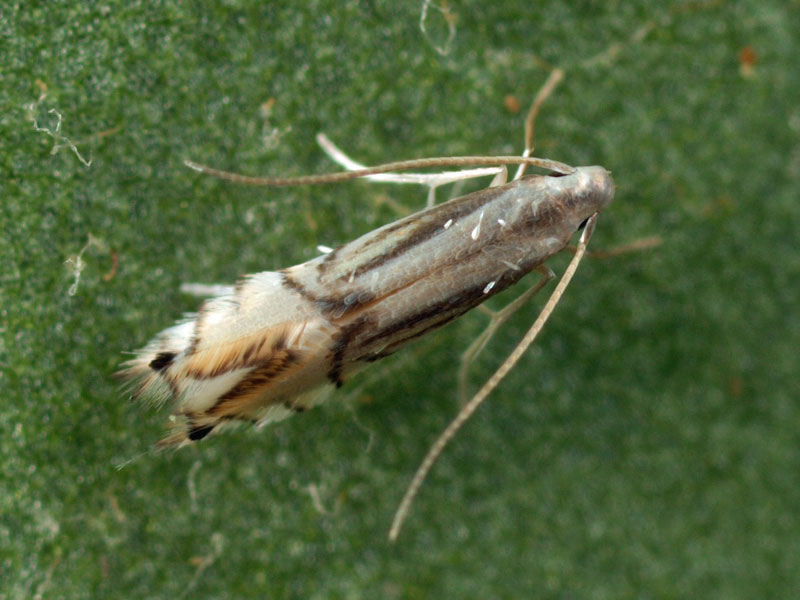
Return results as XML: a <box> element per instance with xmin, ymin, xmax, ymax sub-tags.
<box><xmin>149</xmin><ymin>352</ymin><xmax>176</xmax><ymax>372</ymax></box>
<box><xmin>188</xmin><ymin>424</ymin><xmax>214</xmax><ymax>441</ymax></box>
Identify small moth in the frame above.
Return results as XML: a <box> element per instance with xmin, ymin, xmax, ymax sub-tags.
<box><xmin>121</xmin><ymin>73</ymin><xmax>614</xmax><ymax>538</ymax></box>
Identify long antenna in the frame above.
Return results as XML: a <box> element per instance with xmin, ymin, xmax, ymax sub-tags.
<box><xmin>388</xmin><ymin>213</ymin><xmax>600</xmax><ymax>542</ymax></box>
<box><xmin>184</xmin><ymin>155</ymin><xmax>576</xmax><ymax>186</ymax></box>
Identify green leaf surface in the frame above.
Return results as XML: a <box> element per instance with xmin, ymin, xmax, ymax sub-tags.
<box><xmin>3</xmin><ymin>1</ymin><xmax>799</xmax><ymax>598</ymax></box>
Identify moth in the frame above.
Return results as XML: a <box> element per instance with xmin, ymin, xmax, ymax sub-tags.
<box><xmin>120</xmin><ymin>71</ymin><xmax>615</xmax><ymax>538</ymax></box>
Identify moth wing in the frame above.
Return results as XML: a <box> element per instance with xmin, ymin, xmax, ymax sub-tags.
<box><xmin>121</xmin><ymin>271</ymin><xmax>338</xmax><ymax>446</ymax></box>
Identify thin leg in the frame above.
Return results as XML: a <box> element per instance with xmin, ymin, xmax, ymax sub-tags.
<box><xmin>316</xmin><ymin>133</ymin><xmax>504</xmax><ymax>204</ymax></box>
<box><xmin>489</xmin><ymin>165</ymin><xmax>508</xmax><ymax>188</ymax></box>
<box><xmin>388</xmin><ymin>213</ymin><xmax>600</xmax><ymax>542</ymax></box>
<box><xmin>587</xmin><ymin>235</ymin><xmax>662</xmax><ymax>259</ymax></box>
<box><xmin>180</xmin><ymin>283</ymin><xmax>235</xmax><ymax>298</ymax></box>
<box><xmin>442</xmin><ymin>164</ymin><xmax>506</xmax><ymax>210</ymax></box>
<box><xmin>317</xmin><ymin>66</ymin><xmax>556</xmax><ymax>206</ymax></box>
<box><xmin>317</xmin><ymin>133</ymin><xmax>508</xmax><ymax>209</ymax></box>
<box><xmin>562</xmin><ymin>235</ymin><xmax>662</xmax><ymax>259</ymax></box>
<box><xmin>513</xmin><ymin>68</ymin><xmax>564</xmax><ymax>181</ymax></box>
<box><xmin>457</xmin><ymin>265</ymin><xmax>554</xmax><ymax>405</ymax></box>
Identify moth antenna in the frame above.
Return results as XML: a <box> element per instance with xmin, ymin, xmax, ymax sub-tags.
<box><xmin>388</xmin><ymin>213</ymin><xmax>600</xmax><ymax>542</ymax></box>
<box><xmin>183</xmin><ymin>155</ymin><xmax>576</xmax><ymax>187</ymax></box>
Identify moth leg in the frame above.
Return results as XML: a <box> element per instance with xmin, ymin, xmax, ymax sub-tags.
<box><xmin>179</xmin><ymin>283</ymin><xmax>235</xmax><ymax>298</ymax></box>
<box><xmin>488</xmin><ymin>165</ymin><xmax>508</xmax><ymax>187</ymax></box>
<box><xmin>561</xmin><ymin>235</ymin><xmax>662</xmax><ymax>260</ymax></box>
<box><xmin>588</xmin><ymin>236</ymin><xmax>662</xmax><ymax>259</ymax></box>
<box><xmin>436</xmin><ymin>68</ymin><xmax>561</xmax><ymax>203</ymax></box>
<box><xmin>316</xmin><ymin>132</ymin><xmax>504</xmax><ymax>208</ymax></box>
<box><xmin>458</xmin><ymin>265</ymin><xmax>554</xmax><ymax>405</ymax></box>
<box><xmin>513</xmin><ymin>68</ymin><xmax>564</xmax><ymax>181</ymax></box>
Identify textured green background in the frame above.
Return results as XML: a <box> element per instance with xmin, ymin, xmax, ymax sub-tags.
<box><xmin>3</xmin><ymin>1</ymin><xmax>799</xmax><ymax>598</ymax></box>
